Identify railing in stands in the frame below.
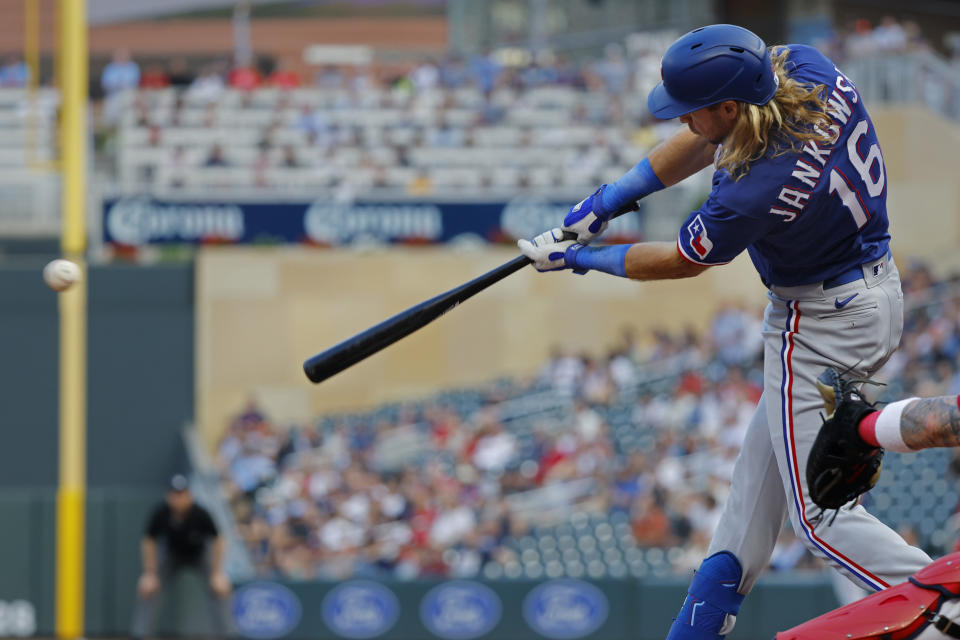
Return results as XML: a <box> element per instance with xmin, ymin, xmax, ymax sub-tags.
<box><xmin>182</xmin><ymin>424</ymin><xmax>256</xmax><ymax>581</ymax></box>
<box><xmin>845</xmin><ymin>52</ymin><xmax>960</xmax><ymax>122</ymax></box>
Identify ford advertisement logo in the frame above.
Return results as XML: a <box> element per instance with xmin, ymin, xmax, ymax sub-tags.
<box><xmin>522</xmin><ymin>580</ymin><xmax>609</xmax><ymax>639</ymax></box>
<box><xmin>420</xmin><ymin>581</ymin><xmax>502</xmax><ymax>639</ymax></box>
<box><xmin>322</xmin><ymin>581</ymin><xmax>400</xmax><ymax>639</ymax></box>
<box><xmin>232</xmin><ymin>582</ymin><xmax>302</xmax><ymax>639</ymax></box>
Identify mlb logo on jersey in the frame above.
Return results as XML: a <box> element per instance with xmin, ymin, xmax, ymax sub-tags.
<box><xmin>687</xmin><ymin>214</ymin><xmax>713</xmax><ymax>259</ymax></box>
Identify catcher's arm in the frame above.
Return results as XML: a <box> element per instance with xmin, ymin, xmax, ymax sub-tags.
<box><xmin>899</xmin><ymin>396</ymin><xmax>960</xmax><ymax>449</ymax></box>
<box><xmin>808</xmin><ymin>370</ymin><xmax>960</xmax><ymax>510</ymax></box>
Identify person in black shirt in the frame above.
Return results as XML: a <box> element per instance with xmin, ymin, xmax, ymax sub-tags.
<box><xmin>131</xmin><ymin>474</ymin><xmax>232</xmax><ymax>638</ymax></box>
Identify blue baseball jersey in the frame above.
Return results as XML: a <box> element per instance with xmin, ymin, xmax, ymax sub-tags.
<box><xmin>676</xmin><ymin>45</ymin><xmax>890</xmax><ymax>287</ymax></box>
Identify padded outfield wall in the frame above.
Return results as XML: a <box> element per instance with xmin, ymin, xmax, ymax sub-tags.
<box><xmin>0</xmin><ymin>492</ymin><xmax>841</xmax><ymax>640</ymax></box>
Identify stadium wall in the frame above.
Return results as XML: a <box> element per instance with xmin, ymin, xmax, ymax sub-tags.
<box><xmin>0</xmin><ymin>266</ymin><xmax>60</xmax><ymax>486</ymax></box>
<box><xmin>0</xmin><ymin>262</ymin><xmax>194</xmax><ymax>487</ymax></box>
<box><xmin>0</xmin><ymin>1</ymin><xmax>446</xmax><ymax>80</ymax></box>
<box><xmin>0</xmin><ymin>499</ymin><xmax>841</xmax><ymax>640</ymax></box>
<box><xmin>0</xmin><ymin>262</ymin><xmax>198</xmax><ymax>635</ymax></box>
<box><xmin>872</xmin><ymin>105</ymin><xmax>960</xmax><ymax>272</ymax></box>
<box><xmin>0</xmin><ymin>487</ymin><xmax>224</xmax><ymax>637</ymax></box>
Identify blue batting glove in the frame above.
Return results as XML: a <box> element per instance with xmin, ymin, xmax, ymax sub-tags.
<box><xmin>564</xmin><ymin>160</ymin><xmax>664</xmax><ymax>243</ymax></box>
<box><xmin>562</xmin><ymin>185</ymin><xmax>614</xmax><ymax>244</ymax></box>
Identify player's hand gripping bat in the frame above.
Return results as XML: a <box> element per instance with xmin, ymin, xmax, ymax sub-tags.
<box><xmin>303</xmin><ymin>205</ymin><xmax>636</xmax><ymax>384</ymax></box>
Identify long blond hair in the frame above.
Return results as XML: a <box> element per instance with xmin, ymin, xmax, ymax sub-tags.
<box><xmin>715</xmin><ymin>46</ymin><xmax>836</xmax><ymax>180</ymax></box>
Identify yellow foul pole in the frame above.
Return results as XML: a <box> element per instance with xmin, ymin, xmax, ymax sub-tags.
<box><xmin>56</xmin><ymin>0</ymin><xmax>88</xmax><ymax>637</ymax></box>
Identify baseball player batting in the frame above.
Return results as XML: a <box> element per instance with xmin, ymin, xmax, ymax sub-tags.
<box><xmin>518</xmin><ymin>24</ymin><xmax>931</xmax><ymax>639</ymax></box>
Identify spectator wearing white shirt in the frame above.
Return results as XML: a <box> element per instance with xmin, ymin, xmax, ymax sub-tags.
<box><xmin>430</xmin><ymin>493</ymin><xmax>476</xmax><ymax>547</ymax></box>
<box><xmin>872</xmin><ymin>16</ymin><xmax>908</xmax><ymax>52</ymax></box>
<box><xmin>472</xmin><ymin>422</ymin><xmax>516</xmax><ymax>472</ymax></box>
<box><xmin>608</xmin><ymin>348</ymin><xmax>637</xmax><ymax>391</ymax></box>
<box><xmin>410</xmin><ymin>58</ymin><xmax>440</xmax><ymax>92</ymax></box>
<box><xmin>321</xmin><ymin>515</ymin><xmax>365</xmax><ymax>552</ymax></box>
<box><xmin>573</xmin><ymin>401</ymin><xmax>604</xmax><ymax>443</ymax></box>
<box><xmin>187</xmin><ymin>64</ymin><xmax>227</xmax><ymax>105</ymax></box>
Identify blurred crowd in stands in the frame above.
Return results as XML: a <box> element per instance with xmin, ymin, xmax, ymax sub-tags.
<box><xmin>216</xmin><ymin>262</ymin><xmax>960</xmax><ymax>581</ymax></box>
<box><xmin>820</xmin><ymin>16</ymin><xmax>931</xmax><ymax>63</ymax></box>
<box><xmin>99</xmin><ymin>40</ymin><xmax>660</xmax><ymax>195</ymax></box>
<box><xmin>0</xmin><ymin>55</ymin><xmax>29</xmax><ymax>87</ymax></box>
<box><xmin>0</xmin><ymin>15</ymin><xmax>936</xmax><ymax>96</ymax></box>
<box><xmin>0</xmin><ymin>16</ymin><xmax>943</xmax><ymax>194</ymax></box>
<box><xmin>4</xmin><ymin>15</ymin><xmax>913</xmax><ymax>195</ymax></box>
<box><xmin>881</xmin><ymin>262</ymin><xmax>960</xmax><ymax>398</ymax></box>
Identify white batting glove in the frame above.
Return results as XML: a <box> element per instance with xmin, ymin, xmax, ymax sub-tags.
<box><xmin>517</xmin><ymin>228</ymin><xmax>577</xmax><ymax>272</ymax></box>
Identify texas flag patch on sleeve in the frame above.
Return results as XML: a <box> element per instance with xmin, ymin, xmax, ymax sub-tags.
<box><xmin>687</xmin><ymin>214</ymin><xmax>713</xmax><ymax>259</ymax></box>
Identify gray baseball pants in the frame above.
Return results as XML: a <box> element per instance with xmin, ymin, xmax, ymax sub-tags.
<box><xmin>131</xmin><ymin>552</ymin><xmax>232</xmax><ymax>639</ymax></box>
<box><xmin>707</xmin><ymin>254</ymin><xmax>931</xmax><ymax>594</ymax></box>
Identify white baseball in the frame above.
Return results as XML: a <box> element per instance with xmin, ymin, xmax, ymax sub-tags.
<box><xmin>43</xmin><ymin>259</ymin><xmax>82</xmax><ymax>292</ymax></box>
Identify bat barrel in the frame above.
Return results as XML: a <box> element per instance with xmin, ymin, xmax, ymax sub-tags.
<box><xmin>303</xmin><ymin>300</ymin><xmax>443</xmax><ymax>383</ymax></box>
<box><xmin>303</xmin><ymin>254</ymin><xmax>531</xmax><ymax>384</ymax></box>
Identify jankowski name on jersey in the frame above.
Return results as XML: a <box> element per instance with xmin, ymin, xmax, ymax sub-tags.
<box><xmin>771</xmin><ymin>67</ymin><xmax>871</xmax><ymax>224</ymax></box>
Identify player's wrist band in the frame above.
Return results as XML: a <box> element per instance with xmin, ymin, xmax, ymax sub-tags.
<box><xmin>565</xmin><ymin>244</ymin><xmax>630</xmax><ymax>277</ymax></box>
<box><xmin>874</xmin><ymin>398</ymin><xmax>917</xmax><ymax>452</ymax></box>
<box><xmin>600</xmin><ymin>158</ymin><xmax>665</xmax><ymax>213</ymax></box>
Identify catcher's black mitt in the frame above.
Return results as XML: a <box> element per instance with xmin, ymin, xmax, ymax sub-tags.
<box><xmin>806</xmin><ymin>368</ymin><xmax>883</xmax><ymax>511</ymax></box>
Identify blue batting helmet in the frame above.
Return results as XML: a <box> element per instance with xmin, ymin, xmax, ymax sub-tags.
<box><xmin>647</xmin><ymin>24</ymin><xmax>778</xmax><ymax>119</ymax></box>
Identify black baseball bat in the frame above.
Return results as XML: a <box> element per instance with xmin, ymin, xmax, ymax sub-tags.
<box><xmin>302</xmin><ymin>204</ymin><xmax>637</xmax><ymax>384</ymax></box>
<box><xmin>303</xmin><ymin>253</ymin><xmax>532</xmax><ymax>383</ymax></box>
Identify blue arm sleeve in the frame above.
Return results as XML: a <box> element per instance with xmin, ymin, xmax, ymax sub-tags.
<box><xmin>564</xmin><ymin>244</ymin><xmax>630</xmax><ymax>278</ymax></box>
<box><xmin>600</xmin><ymin>158</ymin><xmax>665</xmax><ymax>212</ymax></box>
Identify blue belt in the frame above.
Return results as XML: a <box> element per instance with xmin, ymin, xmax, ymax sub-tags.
<box><xmin>822</xmin><ymin>251</ymin><xmax>891</xmax><ymax>290</ymax></box>
<box><xmin>822</xmin><ymin>265</ymin><xmax>865</xmax><ymax>289</ymax></box>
